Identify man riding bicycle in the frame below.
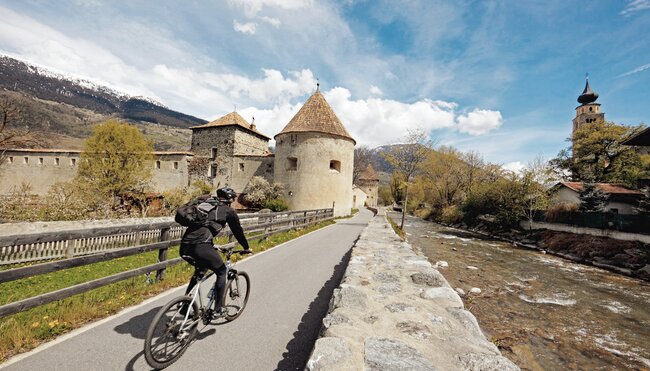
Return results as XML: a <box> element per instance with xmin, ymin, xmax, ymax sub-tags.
<box><xmin>179</xmin><ymin>187</ymin><xmax>251</xmax><ymax>316</ymax></box>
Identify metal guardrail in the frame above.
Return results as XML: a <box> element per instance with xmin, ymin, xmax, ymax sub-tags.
<box><xmin>0</xmin><ymin>208</ymin><xmax>334</xmax><ymax>318</ymax></box>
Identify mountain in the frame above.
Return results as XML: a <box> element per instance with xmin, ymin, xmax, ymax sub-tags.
<box><xmin>0</xmin><ymin>55</ymin><xmax>206</xmax><ymax>150</ymax></box>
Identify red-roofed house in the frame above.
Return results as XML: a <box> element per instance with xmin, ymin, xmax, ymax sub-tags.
<box><xmin>550</xmin><ymin>182</ymin><xmax>644</xmax><ymax>215</ymax></box>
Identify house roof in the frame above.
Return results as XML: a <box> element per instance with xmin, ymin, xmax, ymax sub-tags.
<box><xmin>554</xmin><ymin>182</ymin><xmax>643</xmax><ymax>195</ymax></box>
<box><xmin>275</xmin><ymin>91</ymin><xmax>355</xmax><ymax>144</ymax></box>
<box><xmin>359</xmin><ymin>164</ymin><xmax>379</xmax><ymax>181</ymax></box>
<box><xmin>189</xmin><ymin>112</ymin><xmax>271</xmax><ymax>140</ymax></box>
<box><xmin>621</xmin><ymin>126</ymin><xmax>650</xmax><ymax>146</ymax></box>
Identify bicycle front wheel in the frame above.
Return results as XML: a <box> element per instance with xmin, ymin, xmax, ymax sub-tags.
<box><xmin>144</xmin><ymin>295</ymin><xmax>199</xmax><ymax>369</ymax></box>
<box><xmin>223</xmin><ymin>271</ymin><xmax>250</xmax><ymax>321</ymax></box>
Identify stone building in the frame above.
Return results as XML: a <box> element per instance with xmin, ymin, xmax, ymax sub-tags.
<box><xmin>188</xmin><ymin>112</ymin><xmax>274</xmax><ymax>191</ymax></box>
<box><xmin>356</xmin><ymin>164</ymin><xmax>379</xmax><ymax>207</ymax></box>
<box><xmin>1</xmin><ymin>89</ymin><xmax>358</xmax><ymax>216</ymax></box>
<box><xmin>274</xmin><ymin>89</ymin><xmax>355</xmax><ymax>217</ymax></box>
<box><xmin>572</xmin><ymin>77</ymin><xmax>605</xmax><ymax>139</ymax></box>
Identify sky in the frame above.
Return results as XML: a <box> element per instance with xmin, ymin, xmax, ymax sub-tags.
<box><xmin>0</xmin><ymin>0</ymin><xmax>649</xmax><ymax>172</ymax></box>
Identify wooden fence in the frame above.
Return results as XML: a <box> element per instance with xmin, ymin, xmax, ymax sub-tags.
<box><xmin>0</xmin><ymin>208</ymin><xmax>333</xmax><ymax>318</ymax></box>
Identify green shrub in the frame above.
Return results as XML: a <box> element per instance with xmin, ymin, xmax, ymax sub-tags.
<box><xmin>262</xmin><ymin>198</ymin><xmax>288</xmax><ymax>212</ymax></box>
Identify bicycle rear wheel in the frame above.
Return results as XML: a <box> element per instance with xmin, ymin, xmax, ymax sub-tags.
<box><xmin>223</xmin><ymin>271</ymin><xmax>250</xmax><ymax>321</ymax></box>
<box><xmin>144</xmin><ymin>296</ymin><xmax>199</xmax><ymax>369</ymax></box>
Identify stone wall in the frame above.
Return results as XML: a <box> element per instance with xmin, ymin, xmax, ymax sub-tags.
<box><xmin>307</xmin><ymin>209</ymin><xmax>518</xmax><ymax>371</ymax></box>
<box><xmin>274</xmin><ymin>132</ymin><xmax>354</xmax><ymax>217</ymax></box>
<box><xmin>0</xmin><ymin>149</ymin><xmax>192</xmax><ymax>195</ymax></box>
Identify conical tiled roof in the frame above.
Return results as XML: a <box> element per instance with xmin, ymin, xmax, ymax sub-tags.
<box><xmin>276</xmin><ymin>91</ymin><xmax>355</xmax><ymax>144</ymax></box>
<box><xmin>359</xmin><ymin>164</ymin><xmax>379</xmax><ymax>181</ymax></box>
<box><xmin>190</xmin><ymin>112</ymin><xmax>271</xmax><ymax>140</ymax></box>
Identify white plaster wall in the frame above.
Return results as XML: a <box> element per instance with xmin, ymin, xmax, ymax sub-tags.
<box><xmin>0</xmin><ymin>151</ymin><xmax>80</xmax><ymax>194</ymax></box>
<box><xmin>274</xmin><ymin>132</ymin><xmax>354</xmax><ymax>216</ymax></box>
<box><xmin>151</xmin><ymin>154</ymin><xmax>192</xmax><ymax>191</ymax></box>
<box><xmin>352</xmin><ymin>187</ymin><xmax>367</xmax><ymax>208</ymax></box>
<box><xmin>553</xmin><ymin>188</ymin><xmax>580</xmax><ymax>205</ymax></box>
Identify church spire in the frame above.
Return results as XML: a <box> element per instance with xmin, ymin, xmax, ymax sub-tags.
<box><xmin>577</xmin><ymin>74</ymin><xmax>599</xmax><ymax>104</ymax></box>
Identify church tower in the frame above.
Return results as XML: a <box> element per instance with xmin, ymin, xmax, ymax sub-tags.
<box><xmin>572</xmin><ymin>76</ymin><xmax>605</xmax><ymax>137</ymax></box>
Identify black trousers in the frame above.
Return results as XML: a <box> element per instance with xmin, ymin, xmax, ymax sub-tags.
<box><xmin>180</xmin><ymin>242</ymin><xmax>227</xmax><ymax>309</ymax></box>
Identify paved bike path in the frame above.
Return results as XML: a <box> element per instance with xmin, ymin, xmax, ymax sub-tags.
<box><xmin>1</xmin><ymin>209</ymin><xmax>373</xmax><ymax>371</ymax></box>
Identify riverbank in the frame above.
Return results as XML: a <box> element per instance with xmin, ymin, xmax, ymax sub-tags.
<box><xmin>394</xmin><ymin>212</ymin><xmax>650</xmax><ymax>369</ymax></box>
<box><xmin>437</xmin><ymin>220</ymin><xmax>650</xmax><ymax>281</ymax></box>
<box><xmin>307</xmin><ymin>209</ymin><xmax>518</xmax><ymax>370</ymax></box>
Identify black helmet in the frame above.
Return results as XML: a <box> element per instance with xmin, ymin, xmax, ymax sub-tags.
<box><xmin>216</xmin><ymin>187</ymin><xmax>237</xmax><ymax>202</ymax></box>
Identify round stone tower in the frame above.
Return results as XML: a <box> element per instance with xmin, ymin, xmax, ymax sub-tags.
<box><xmin>274</xmin><ymin>89</ymin><xmax>355</xmax><ymax>217</ymax></box>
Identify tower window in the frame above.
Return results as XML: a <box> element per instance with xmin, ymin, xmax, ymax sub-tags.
<box><xmin>290</xmin><ymin>134</ymin><xmax>298</xmax><ymax>145</ymax></box>
<box><xmin>209</xmin><ymin>164</ymin><xmax>217</xmax><ymax>177</ymax></box>
<box><xmin>38</xmin><ymin>157</ymin><xmax>44</xmax><ymax>165</ymax></box>
<box><xmin>8</xmin><ymin>156</ymin><xmax>13</xmax><ymax>164</ymax></box>
<box><xmin>71</xmin><ymin>158</ymin><xmax>76</xmax><ymax>166</ymax></box>
<box><xmin>55</xmin><ymin>158</ymin><xmax>60</xmax><ymax>166</ymax></box>
<box><xmin>287</xmin><ymin>157</ymin><xmax>298</xmax><ymax>171</ymax></box>
<box><xmin>155</xmin><ymin>160</ymin><xmax>161</xmax><ymax>169</ymax></box>
<box><xmin>330</xmin><ymin>160</ymin><xmax>341</xmax><ymax>173</ymax></box>
<box><xmin>239</xmin><ymin>163</ymin><xmax>245</xmax><ymax>172</ymax></box>
<box><xmin>24</xmin><ymin>157</ymin><xmax>28</xmax><ymax>164</ymax></box>
<box><xmin>589</xmin><ymin>107</ymin><xmax>592</xmax><ymax>112</ymax></box>
<box><xmin>211</xmin><ymin>147</ymin><xmax>218</xmax><ymax>159</ymax></box>
<box><xmin>173</xmin><ymin>161</ymin><xmax>179</xmax><ymax>170</ymax></box>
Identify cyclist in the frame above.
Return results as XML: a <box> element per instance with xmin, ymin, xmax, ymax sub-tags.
<box><xmin>180</xmin><ymin>187</ymin><xmax>252</xmax><ymax>316</ymax></box>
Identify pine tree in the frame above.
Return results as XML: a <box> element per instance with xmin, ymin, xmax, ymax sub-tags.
<box><xmin>635</xmin><ymin>187</ymin><xmax>650</xmax><ymax>215</ymax></box>
<box><xmin>579</xmin><ymin>183</ymin><xmax>608</xmax><ymax>212</ymax></box>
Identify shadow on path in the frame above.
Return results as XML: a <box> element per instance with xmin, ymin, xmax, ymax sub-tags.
<box><xmin>274</xmin><ymin>247</ymin><xmax>353</xmax><ymax>371</ymax></box>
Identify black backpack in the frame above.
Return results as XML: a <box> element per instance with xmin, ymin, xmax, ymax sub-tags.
<box><xmin>175</xmin><ymin>196</ymin><xmax>219</xmax><ymax>227</ymax></box>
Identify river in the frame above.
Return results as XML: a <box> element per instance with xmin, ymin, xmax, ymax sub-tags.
<box><xmin>389</xmin><ymin>212</ymin><xmax>650</xmax><ymax>370</ymax></box>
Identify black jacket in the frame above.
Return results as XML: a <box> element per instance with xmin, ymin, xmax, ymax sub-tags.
<box><xmin>180</xmin><ymin>201</ymin><xmax>250</xmax><ymax>250</ymax></box>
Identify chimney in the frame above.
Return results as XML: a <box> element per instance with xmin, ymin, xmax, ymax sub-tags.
<box><xmin>250</xmin><ymin>116</ymin><xmax>256</xmax><ymax>131</ymax></box>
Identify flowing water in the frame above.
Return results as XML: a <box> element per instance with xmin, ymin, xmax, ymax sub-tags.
<box><xmin>391</xmin><ymin>212</ymin><xmax>650</xmax><ymax>370</ymax></box>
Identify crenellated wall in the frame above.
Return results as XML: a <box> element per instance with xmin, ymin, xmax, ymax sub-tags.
<box><xmin>307</xmin><ymin>209</ymin><xmax>519</xmax><ymax>371</ymax></box>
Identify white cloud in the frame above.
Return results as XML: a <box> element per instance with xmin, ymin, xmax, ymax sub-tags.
<box><xmin>620</xmin><ymin>0</ymin><xmax>650</xmax><ymax>15</ymax></box>
<box><xmin>233</xmin><ymin>20</ymin><xmax>257</xmax><ymax>34</ymax></box>
<box><xmin>259</xmin><ymin>16</ymin><xmax>281</xmax><ymax>27</ymax></box>
<box><xmin>456</xmin><ymin>109</ymin><xmax>503</xmax><ymax>135</ymax></box>
<box><xmin>369</xmin><ymin>85</ymin><xmax>383</xmax><ymax>96</ymax></box>
<box><xmin>616</xmin><ymin>62</ymin><xmax>650</xmax><ymax>78</ymax></box>
<box><xmin>502</xmin><ymin>161</ymin><xmax>525</xmax><ymax>174</ymax></box>
<box><xmin>228</xmin><ymin>0</ymin><xmax>313</xmax><ymax>18</ymax></box>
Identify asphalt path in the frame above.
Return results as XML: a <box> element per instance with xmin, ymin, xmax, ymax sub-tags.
<box><xmin>2</xmin><ymin>209</ymin><xmax>373</xmax><ymax>371</ymax></box>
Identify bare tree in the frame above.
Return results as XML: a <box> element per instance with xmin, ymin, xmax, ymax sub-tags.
<box><xmin>384</xmin><ymin>128</ymin><xmax>435</xmax><ymax>229</ymax></box>
<box><xmin>353</xmin><ymin>145</ymin><xmax>374</xmax><ymax>183</ymax></box>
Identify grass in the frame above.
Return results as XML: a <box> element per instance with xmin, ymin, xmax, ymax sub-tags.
<box><xmin>0</xmin><ymin>219</ymin><xmax>335</xmax><ymax>363</ymax></box>
<box><xmin>386</xmin><ymin>214</ymin><xmax>406</xmax><ymax>240</ymax></box>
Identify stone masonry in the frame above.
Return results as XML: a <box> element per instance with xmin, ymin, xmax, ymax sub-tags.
<box><xmin>306</xmin><ymin>209</ymin><xmax>519</xmax><ymax>371</ymax></box>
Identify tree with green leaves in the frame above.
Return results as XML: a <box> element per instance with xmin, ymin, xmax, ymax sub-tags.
<box><xmin>384</xmin><ymin>128</ymin><xmax>435</xmax><ymax>228</ymax></box>
<box><xmin>77</xmin><ymin>120</ymin><xmax>154</xmax><ymax>209</ymax></box>
<box><xmin>579</xmin><ymin>183</ymin><xmax>608</xmax><ymax>212</ymax></box>
<box><xmin>550</xmin><ymin>121</ymin><xmax>649</xmax><ymax>187</ymax></box>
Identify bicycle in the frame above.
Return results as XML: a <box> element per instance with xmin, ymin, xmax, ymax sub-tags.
<box><xmin>143</xmin><ymin>245</ymin><xmax>251</xmax><ymax>369</ymax></box>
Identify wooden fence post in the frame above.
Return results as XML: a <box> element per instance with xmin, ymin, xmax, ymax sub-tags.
<box><xmin>155</xmin><ymin>227</ymin><xmax>170</xmax><ymax>282</ymax></box>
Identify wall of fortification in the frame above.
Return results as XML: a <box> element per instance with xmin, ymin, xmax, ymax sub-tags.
<box><xmin>229</xmin><ymin>155</ymin><xmax>275</xmax><ymax>192</ymax></box>
<box><xmin>0</xmin><ymin>150</ymin><xmax>191</xmax><ymax>195</ymax></box>
<box><xmin>0</xmin><ymin>150</ymin><xmax>80</xmax><ymax>194</ymax></box>
<box><xmin>274</xmin><ymin>132</ymin><xmax>354</xmax><ymax>217</ymax></box>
